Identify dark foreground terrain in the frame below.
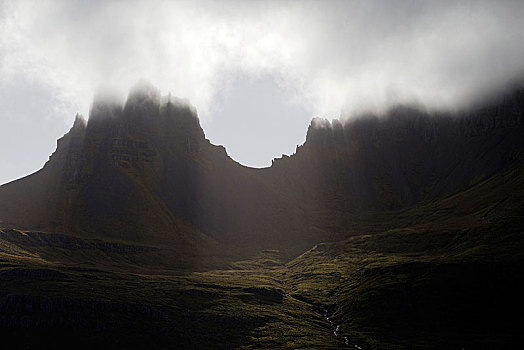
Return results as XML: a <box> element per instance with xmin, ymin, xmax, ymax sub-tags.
<box><xmin>1</xmin><ymin>83</ymin><xmax>523</xmax><ymax>348</ymax></box>
<box><xmin>1</xmin><ymin>164</ymin><xmax>523</xmax><ymax>349</ymax></box>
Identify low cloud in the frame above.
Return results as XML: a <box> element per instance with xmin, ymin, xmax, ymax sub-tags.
<box><xmin>1</xmin><ymin>0</ymin><xmax>524</xmax><ymax>119</ymax></box>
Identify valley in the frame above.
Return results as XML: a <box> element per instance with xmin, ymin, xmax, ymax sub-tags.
<box><xmin>1</xmin><ymin>83</ymin><xmax>523</xmax><ymax>348</ymax></box>
<box><xmin>1</xmin><ymin>162</ymin><xmax>523</xmax><ymax>348</ymax></box>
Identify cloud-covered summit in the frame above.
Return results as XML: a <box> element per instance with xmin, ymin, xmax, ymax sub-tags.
<box><xmin>1</xmin><ymin>0</ymin><xmax>524</xmax><ymax>184</ymax></box>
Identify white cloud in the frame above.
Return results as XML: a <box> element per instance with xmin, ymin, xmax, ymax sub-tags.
<box><xmin>2</xmin><ymin>0</ymin><xmax>524</xmax><ymax>119</ymax></box>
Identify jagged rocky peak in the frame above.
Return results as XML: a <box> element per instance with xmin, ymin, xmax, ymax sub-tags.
<box><xmin>56</xmin><ymin>114</ymin><xmax>86</xmax><ymax>147</ymax></box>
<box><xmin>311</xmin><ymin>117</ymin><xmax>332</xmax><ymax>128</ymax></box>
<box><xmin>121</xmin><ymin>81</ymin><xmax>202</xmax><ymax>135</ymax></box>
<box><xmin>158</xmin><ymin>92</ymin><xmax>204</xmax><ymax>141</ymax></box>
<box><xmin>306</xmin><ymin>118</ymin><xmax>332</xmax><ymax>137</ymax></box>
<box><xmin>83</xmin><ymin>82</ymin><xmax>206</xmax><ymax>142</ymax></box>
<box><xmin>89</xmin><ymin>88</ymin><xmax>124</xmax><ymax>123</ymax></box>
<box><xmin>71</xmin><ymin>114</ymin><xmax>87</xmax><ymax>132</ymax></box>
<box><xmin>124</xmin><ymin>80</ymin><xmax>199</xmax><ymax>116</ymax></box>
<box><xmin>161</xmin><ymin>93</ymin><xmax>199</xmax><ymax>119</ymax></box>
<box><xmin>45</xmin><ymin>114</ymin><xmax>87</xmax><ymax>169</ymax></box>
<box><xmin>304</xmin><ymin>105</ymin><xmax>434</xmax><ymax>149</ymax></box>
<box><xmin>161</xmin><ymin>94</ymin><xmax>200</xmax><ymax>131</ymax></box>
<box><xmin>305</xmin><ymin>117</ymin><xmax>343</xmax><ymax>147</ymax></box>
<box><xmin>124</xmin><ymin>79</ymin><xmax>161</xmax><ymax>112</ymax></box>
<box><xmin>161</xmin><ymin>93</ymin><xmax>194</xmax><ymax>109</ymax></box>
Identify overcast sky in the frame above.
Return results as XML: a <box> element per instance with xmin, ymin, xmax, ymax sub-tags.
<box><xmin>1</xmin><ymin>0</ymin><xmax>524</xmax><ymax>185</ymax></box>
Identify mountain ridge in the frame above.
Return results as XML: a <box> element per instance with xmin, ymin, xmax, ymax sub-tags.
<box><xmin>1</xmin><ymin>82</ymin><xmax>523</xmax><ymax>262</ymax></box>
<box><xmin>1</xmin><ymin>82</ymin><xmax>524</xmax><ymax>348</ymax></box>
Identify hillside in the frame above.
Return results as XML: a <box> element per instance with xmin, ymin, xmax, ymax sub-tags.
<box><xmin>0</xmin><ymin>83</ymin><xmax>523</xmax><ymax>348</ymax></box>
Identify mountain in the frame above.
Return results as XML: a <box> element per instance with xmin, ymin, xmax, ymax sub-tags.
<box><xmin>0</xmin><ymin>82</ymin><xmax>523</xmax><ymax>348</ymax></box>
<box><xmin>2</xmin><ymin>83</ymin><xmax>523</xmax><ymax>254</ymax></box>
<box><xmin>0</xmin><ymin>82</ymin><xmax>326</xmax><ymax>261</ymax></box>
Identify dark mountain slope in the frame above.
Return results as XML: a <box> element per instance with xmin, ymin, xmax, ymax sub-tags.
<box><xmin>280</xmin><ymin>87</ymin><xmax>524</xmax><ymax>213</ymax></box>
<box><xmin>0</xmin><ymin>83</ymin><xmax>524</xmax><ymax>348</ymax></box>
<box><xmin>0</xmin><ymin>83</ymin><xmax>523</xmax><ymax>262</ymax></box>
<box><xmin>287</xmin><ymin>160</ymin><xmax>524</xmax><ymax>348</ymax></box>
<box><xmin>0</xmin><ymin>82</ymin><xmax>317</xmax><ymax>260</ymax></box>
<box><xmin>0</xmin><ymin>160</ymin><xmax>522</xmax><ymax>349</ymax></box>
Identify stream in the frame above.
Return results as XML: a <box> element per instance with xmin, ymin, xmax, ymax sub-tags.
<box><xmin>322</xmin><ymin>308</ymin><xmax>361</xmax><ymax>349</ymax></box>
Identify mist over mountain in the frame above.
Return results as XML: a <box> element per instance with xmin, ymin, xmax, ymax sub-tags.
<box><xmin>1</xmin><ymin>82</ymin><xmax>523</xmax><ymax>251</ymax></box>
<box><xmin>3</xmin><ymin>0</ymin><xmax>524</xmax><ymax>186</ymax></box>
<box><xmin>0</xmin><ymin>81</ymin><xmax>524</xmax><ymax>348</ymax></box>
<box><xmin>2</xmin><ymin>0</ymin><xmax>524</xmax><ymax>347</ymax></box>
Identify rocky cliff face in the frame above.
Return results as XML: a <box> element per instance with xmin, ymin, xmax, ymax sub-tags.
<box><xmin>1</xmin><ymin>83</ymin><xmax>523</xmax><ymax>259</ymax></box>
<box><xmin>288</xmin><ymin>89</ymin><xmax>524</xmax><ymax>211</ymax></box>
